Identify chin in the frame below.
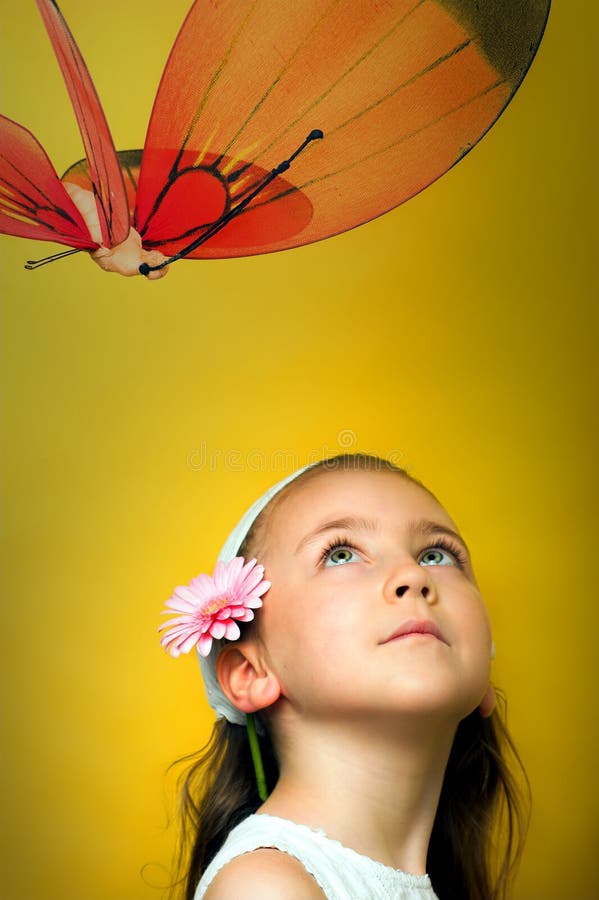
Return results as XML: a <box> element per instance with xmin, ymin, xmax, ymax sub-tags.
<box><xmin>386</xmin><ymin>677</ymin><xmax>483</xmax><ymax>721</ymax></box>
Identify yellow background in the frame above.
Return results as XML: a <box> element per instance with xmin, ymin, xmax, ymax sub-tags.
<box><xmin>1</xmin><ymin>2</ymin><xmax>597</xmax><ymax>898</ymax></box>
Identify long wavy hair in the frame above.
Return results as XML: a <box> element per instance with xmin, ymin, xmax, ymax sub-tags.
<box><xmin>169</xmin><ymin>455</ymin><xmax>531</xmax><ymax>899</ymax></box>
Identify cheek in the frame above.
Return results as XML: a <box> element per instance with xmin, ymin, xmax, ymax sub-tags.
<box><xmin>259</xmin><ymin>589</ymin><xmax>297</xmax><ymax>646</ymax></box>
<box><xmin>472</xmin><ymin>593</ymin><xmax>492</xmax><ymax>644</ymax></box>
<box><xmin>258</xmin><ymin>580</ymin><xmax>359</xmax><ymax>678</ymax></box>
<box><xmin>443</xmin><ymin>578</ymin><xmax>492</xmax><ymax>649</ymax></box>
<box><xmin>465</xmin><ymin>600</ymin><xmax>494</xmax><ymax>669</ymax></box>
<box><xmin>258</xmin><ymin>581</ymin><xmax>320</xmax><ymax>661</ymax></box>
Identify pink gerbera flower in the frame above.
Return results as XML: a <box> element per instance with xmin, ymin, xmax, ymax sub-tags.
<box><xmin>159</xmin><ymin>557</ymin><xmax>270</xmax><ymax>658</ymax></box>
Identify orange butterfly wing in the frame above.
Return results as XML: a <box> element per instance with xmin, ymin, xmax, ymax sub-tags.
<box><xmin>134</xmin><ymin>0</ymin><xmax>550</xmax><ymax>261</ymax></box>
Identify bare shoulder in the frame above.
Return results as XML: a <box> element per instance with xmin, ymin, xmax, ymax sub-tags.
<box><xmin>203</xmin><ymin>848</ymin><xmax>326</xmax><ymax>899</ymax></box>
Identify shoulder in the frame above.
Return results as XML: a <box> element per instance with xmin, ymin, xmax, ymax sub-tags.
<box><xmin>203</xmin><ymin>848</ymin><xmax>326</xmax><ymax>899</ymax></box>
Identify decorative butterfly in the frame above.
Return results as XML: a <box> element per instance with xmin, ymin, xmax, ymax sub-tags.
<box><xmin>0</xmin><ymin>0</ymin><xmax>550</xmax><ymax>280</ymax></box>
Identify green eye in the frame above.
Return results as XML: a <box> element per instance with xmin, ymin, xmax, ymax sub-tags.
<box><xmin>324</xmin><ymin>546</ymin><xmax>359</xmax><ymax>567</ymax></box>
<box><xmin>419</xmin><ymin>548</ymin><xmax>455</xmax><ymax>567</ymax></box>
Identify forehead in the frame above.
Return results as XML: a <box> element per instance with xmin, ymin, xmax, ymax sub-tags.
<box><xmin>261</xmin><ymin>469</ymin><xmax>457</xmax><ymax>551</ymax></box>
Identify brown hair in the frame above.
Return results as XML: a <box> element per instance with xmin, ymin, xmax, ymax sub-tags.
<box><xmin>170</xmin><ymin>454</ymin><xmax>530</xmax><ymax>899</ymax></box>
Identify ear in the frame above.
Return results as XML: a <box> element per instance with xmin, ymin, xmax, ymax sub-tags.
<box><xmin>478</xmin><ymin>683</ymin><xmax>496</xmax><ymax>718</ymax></box>
<box><xmin>216</xmin><ymin>643</ymin><xmax>281</xmax><ymax>715</ymax></box>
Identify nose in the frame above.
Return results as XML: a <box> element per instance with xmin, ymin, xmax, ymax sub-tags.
<box><xmin>383</xmin><ymin>559</ymin><xmax>437</xmax><ymax>606</ymax></box>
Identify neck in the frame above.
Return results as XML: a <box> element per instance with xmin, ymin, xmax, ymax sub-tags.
<box><xmin>259</xmin><ymin>713</ymin><xmax>457</xmax><ymax>875</ymax></box>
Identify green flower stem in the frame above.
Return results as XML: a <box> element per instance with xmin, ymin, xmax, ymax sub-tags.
<box><xmin>246</xmin><ymin>713</ymin><xmax>268</xmax><ymax>802</ymax></box>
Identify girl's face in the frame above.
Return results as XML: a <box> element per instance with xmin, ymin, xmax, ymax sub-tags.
<box><xmin>255</xmin><ymin>468</ymin><xmax>493</xmax><ymax>724</ymax></box>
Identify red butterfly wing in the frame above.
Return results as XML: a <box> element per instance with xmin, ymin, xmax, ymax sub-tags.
<box><xmin>0</xmin><ymin>115</ymin><xmax>95</xmax><ymax>248</ymax></box>
<box><xmin>35</xmin><ymin>0</ymin><xmax>129</xmax><ymax>247</ymax></box>
<box><xmin>135</xmin><ymin>0</ymin><xmax>550</xmax><ymax>261</ymax></box>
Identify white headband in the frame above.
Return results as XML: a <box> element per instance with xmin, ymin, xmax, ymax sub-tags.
<box><xmin>198</xmin><ymin>463</ymin><xmax>315</xmax><ymax>724</ymax></box>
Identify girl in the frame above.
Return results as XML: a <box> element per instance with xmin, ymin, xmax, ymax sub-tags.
<box><xmin>160</xmin><ymin>454</ymin><xmax>529</xmax><ymax>899</ymax></box>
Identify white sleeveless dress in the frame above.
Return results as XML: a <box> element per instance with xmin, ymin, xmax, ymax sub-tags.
<box><xmin>195</xmin><ymin>813</ymin><xmax>439</xmax><ymax>899</ymax></box>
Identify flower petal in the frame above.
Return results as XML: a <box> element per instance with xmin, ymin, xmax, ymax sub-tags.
<box><xmin>178</xmin><ymin>631</ymin><xmax>203</xmax><ymax>655</ymax></box>
<box><xmin>197</xmin><ymin>634</ymin><xmax>213</xmax><ymax>657</ymax></box>
<box><xmin>209</xmin><ymin>620</ymin><xmax>227</xmax><ymax>640</ymax></box>
<box><xmin>224</xmin><ymin>621</ymin><xmax>241</xmax><ymax>641</ymax></box>
<box><xmin>243</xmin><ymin>597</ymin><xmax>263</xmax><ymax>609</ymax></box>
<box><xmin>158</xmin><ymin>613</ymin><xmax>195</xmax><ymax>630</ymax></box>
<box><xmin>165</xmin><ymin>595</ymin><xmax>196</xmax><ymax>613</ymax></box>
<box><xmin>159</xmin><ymin>624</ymin><xmax>189</xmax><ymax>642</ymax></box>
<box><xmin>214</xmin><ymin>557</ymin><xmax>242</xmax><ymax>590</ymax></box>
<box><xmin>161</xmin><ymin>632</ymin><xmax>186</xmax><ymax>654</ymax></box>
<box><xmin>232</xmin><ymin>608</ymin><xmax>255</xmax><ymax>623</ymax></box>
<box><xmin>160</xmin><ymin>625</ymin><xmax>199</xmax><ymax>645</ymax></box>
<box><xmin>173</xmin><ymin>585</ymin><xmax>204</xmax><ymax>605</ymax></box>
<box><xmin>189</xmin><ymin>572</ymin><xmax>216</xmax><ymax>592</ymax></box>
<box><xmin>237</xmin><ymin>563</ymin><xmax>265</xmax><ymax>594</ymax></box>
<box><xmin>254</xmin><ymin>579</ymin><xmax>271</xmax><ymax>595</ymax></box>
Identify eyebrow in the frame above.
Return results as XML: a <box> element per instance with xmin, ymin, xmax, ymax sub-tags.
<box><xmin>295</xmin><ymin>516</ymin><xmax>379</xmax><ymax>554</ymax></box>
<box><xmin>407</xmin><ymin>519</ymin><xmax>471</xmax><ymax>558</ymax></box>
<box><xmin>295</xmin><ymin>515</ymin><xmax>470</xmax><ymax>558</ymax></box>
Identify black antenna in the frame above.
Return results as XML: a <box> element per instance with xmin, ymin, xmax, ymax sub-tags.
<box><xmin>25</xmin><ymin>247</ymin><xmax>81</xmax><ymax>270</ymax></box>
<box><xmin>139</xmin><ymin>129</ymin><xmax>324</xmax><ymax>276</ymax></box>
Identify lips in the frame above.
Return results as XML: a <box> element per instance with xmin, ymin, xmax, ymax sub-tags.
<box><xmin>381</xmin><ymin>618</ymin><xmax>448</xmax><ymax>645</ymax></box>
